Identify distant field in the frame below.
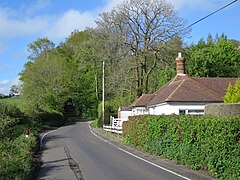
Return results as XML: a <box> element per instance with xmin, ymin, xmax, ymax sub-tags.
<box><xmin>0</xmin><ymin>96</ymin><xmax>25</xmax><ymax>111</ymax></box>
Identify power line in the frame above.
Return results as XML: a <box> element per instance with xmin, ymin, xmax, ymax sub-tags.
<box><xmin>164</xmin><ymin>0</ymin><xmax>239</xmax><ymax>41</ymax></box>
<box><xmin>184</xmin><ymin>0</ymin><xmax>239</xmax><ymax>31</ymax></box>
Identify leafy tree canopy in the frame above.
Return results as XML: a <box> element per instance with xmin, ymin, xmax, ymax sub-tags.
<box><xmin>27</xmin><ymin>37</ymin><xmax>55</xmax><ymax>61</ymax></box>
<box><xmin>186</xmin><ymin>34</ymin><xmax>240</xmax><ymax>77</ymax></box>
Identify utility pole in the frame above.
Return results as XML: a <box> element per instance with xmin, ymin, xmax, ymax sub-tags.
<box><xmin>102</xmin><ymin>61</ymin><xmax>105</xmax><ymax>127</ymax></box>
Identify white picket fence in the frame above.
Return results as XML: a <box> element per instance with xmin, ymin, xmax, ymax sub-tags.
<box><xmin>103</xmin><ymin>117</ymin><xmax>128</xmax><ymax>134</ymax></box>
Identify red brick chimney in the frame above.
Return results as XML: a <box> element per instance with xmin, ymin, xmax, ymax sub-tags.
<box><xmin>176</xmin><ymin>52</ymin><xmax>186</xmax><ymax>75</ymax></box>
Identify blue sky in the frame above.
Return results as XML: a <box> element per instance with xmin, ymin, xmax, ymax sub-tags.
<box><xmin>0</xmin><ymin>0</ymin><xmax>239</xmax><ymax>95</ymax></box>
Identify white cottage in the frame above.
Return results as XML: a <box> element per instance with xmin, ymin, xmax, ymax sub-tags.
<box><xmin>129</xmin><ymin>53</ymin><xmax>238</xmax><ymax>116</ymax></box>
<box><xmin>118</xmin><ymin>106</ymin><xmax>132</xmax><ymax>120</ymax></box>
<box><xmin>130</xmin><ymin>94</ymin><xmax>154</xmax><ymax>116</ymax></box>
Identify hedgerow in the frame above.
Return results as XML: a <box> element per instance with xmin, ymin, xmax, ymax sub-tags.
<box><xmin>123</xmin><ymin>115</ymin><xmax>240</xmax><ymax>179</ymax></box>
<box><xmin>0</xmin><ymin>135</ymin><xmax>37</xmax><ymax>180</ymax></box>
<box><xmin>0</xmin><ymin>99</ymin><xmax>65</xmax><ymax>179</ymax></box>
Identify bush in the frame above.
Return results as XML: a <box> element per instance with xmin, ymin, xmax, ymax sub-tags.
<box><xmin>0</xmin><ymin>135</ymin><xmax>37</xmax><ymax>179</ymax></box>
<box><xmin>90</xmin><ymin>119</ymin><xmax>98</xmax><ymax>128</ymax></box>
<box><xmin>123</xmin><ymin>115</ymin><xmax>240</xmax><ymax>179</ymax></box>
<box><xmin>0</xmin><ymin>102</ymin><xmax>25</xmax><ymax>139</ymax></box>
<box><xmin>0</xmin><ymin>97</ymin><xmax>65</xmax><ymax>179</ymax></box>
<box><xmin>31</xmin><ymin>111</ymin><xmax>65</xmax><ymax>127</ymax></box>
<box><xmin>224</xmin><ymin>79</ymin><xmax>240</xmax><ymax>103</ymax></box>
<box><xmin>0</xmin><ymin>101</ymin><xmax>26</xmax><ymax>122</ymax></box>
<box><xmin>0</xmin><ymin>115</ymin><xmax>19</xmax><ymax>139</ymax></box>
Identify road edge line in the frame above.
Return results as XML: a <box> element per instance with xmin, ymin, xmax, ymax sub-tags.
<box><xmin>40</xmin><ymin>130</ymin><xmax>56</xmax><ymax>148</ymax></box>
<box><xmin>89</xmin><ymin>124</ymin><xmax>191</xmax><ymax>180</ymax></box>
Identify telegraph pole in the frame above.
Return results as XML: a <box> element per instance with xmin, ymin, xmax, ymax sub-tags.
<box><xmin>102</xmin><ymin>61</ymin><xmax>105</xmax><ymax>127</ymax></box>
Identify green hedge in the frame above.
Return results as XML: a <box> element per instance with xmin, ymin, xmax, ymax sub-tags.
<box><xmin>123</xmin><ymin>115</ymin><xmax>240</xmax><ymax>179</ymax></box>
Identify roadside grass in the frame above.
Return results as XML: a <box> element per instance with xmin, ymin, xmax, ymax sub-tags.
<box><xmin>90</xmin><ymin>119</ymin><xmax>98</xmax><ymax>128</ymax></box>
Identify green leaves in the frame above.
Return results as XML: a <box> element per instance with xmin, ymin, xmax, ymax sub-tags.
<box><xmin>123</xmin><ymin>115</ymin><xmax>240</xmax><ymax>179</ymax></box>
<box><xmin>27</xmin><ymin>37</ymin><xmax>55</xmax><ymax>61</ymax></box>
<box><xmin>186</xmin><ymin>34</ymin><xmax>240</xmax><ymax>78</ymax></box>
<box><xmin>0</xmin><ymin>135</ymin><xmax>37</xmax><ymax>179</ymax></box>
<box><xmin>224</xmin><ymin>79</ymin><xmax>240</xmax><ymax>103</ymax></box>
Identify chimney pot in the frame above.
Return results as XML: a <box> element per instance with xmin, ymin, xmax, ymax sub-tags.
<box><xmin>176</xmin><ymin>52</ymin><xmax>186</xmax><ymax>75</ymax></box>
<box><xmin>178</xmin><ymin>52</ymin><xmax>182</xmax><ymax>58</ymax></box>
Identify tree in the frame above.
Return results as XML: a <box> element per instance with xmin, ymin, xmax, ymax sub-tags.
<box><xmin>20</xmin><ymin>50</ymin><xmax>70</xmax><ymax>112</ymax></box>
<box><xmin>21</xmin><ymin>32</ymin><xmax>99</xmax><ymax>118</ymax></box>
<box><xmin>224</xmin><ymin>79</ymin><xmax>240</xmax><ymax>103</ymax></box>
<box><xmin>0</xmin><ymin>93</ymin><xmax>4</xmax><ymax>98</ymax></box>
<box><xmin>9</xmin><ymin>85</ymin><xmax>21</xmax><ymax>95</ymax></box>
<box><xmin>27</xmin><ymin>37</ymin><xmax>55</xmax><ymax>61</ymax></box>
<box><xmin>96</xmin><ymin>0</ymin><xmax>188</xmax><ymax>97</ymax></box>
<box><xmin>66</xmin><ymin>29</ymin><xmax>103</xmax><ymax>102</ymax></box>
<box><xmin>186</xmin><ymin>34</ymin><xmax>240</xmax><ymax>77</ymax></box>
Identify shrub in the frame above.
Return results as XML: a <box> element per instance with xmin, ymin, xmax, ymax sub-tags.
<box><xmin>123</xmin><ymin>115</ymin><xmax>240</xmax><ymax>179</ymax></box>
<box><xmin>0</xmin><ymin>135</ymin><xmax>37</xmax><ymax>179</ymax></box>
<box><xmin>0</xmin><ymin>97</ymin><xmax>65</xmax><ymax>179</ymax></box>
<box><xmin>0</xmin><ymin>115</ymin><xmax>19</xmax><ymax>139</ymax></box>
<box><xmin>0</xmin><ymin>102</ymin><xmax>25</xmax><ymax>139</ymax></box>
<box><xmin>90</xmin><ymin>119</ymin><xmax>98</xmax><ymax>128</ymax></box>
<box><xmin>31</xmin><ymin>111</ymin><xmax>65</xmax><ymax>127</ymax></box>
<box><xmin>224</xmin><ymin>79</ymin><xmax>240</xmax><ymax>103</ymax></box>
<box><xmin>0</xmin><ymin>101</ymin><xmax>26</xmax><ymax>121</ymax></box>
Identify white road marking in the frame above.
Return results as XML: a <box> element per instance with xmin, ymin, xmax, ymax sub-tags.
<box><xmin>40</xmin><ymin>130</ymin><xmax>56</xmax><ymax>148</ymax></box>
<box><xmin>89</xmin><ymin>124</ymin><xmax>192</xmax><ymax>180</ymax></box>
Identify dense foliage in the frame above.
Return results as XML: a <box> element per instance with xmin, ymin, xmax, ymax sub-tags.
<box><xmin>0</xmin><ymin>98</ymin><xmax>65</xmax><ymax>179</ymax></box>
<box><xmin>20</xmin><ymin>31</ymin><xmax>98</xmax><ymax>119</ymax></box>
<box><xmin>186</xmin><ymin>34</ymin><xmax>240</xmax><ymax>77</ymax></box>
<box><xmin>0</xmin><ymin>101</ymin><xmax>36</xmax><ymax>179</ymax></box>
<box><xmin>19</xmin><ymin>1</ymin><xmax>239</xmax><ymax>121</ymax></box>
<box><xmin>20</xmin><ymin>0</ymin><xmax>188</xmax><ymax>120</ymax></box>
<box><xmin>123</xmin><ymin>115</ymin><xmax>240</xmax><ymax>179</ymax></box>
<box><xmin>224</xmin><ymin>79</ymin><xmax>240</xmax><ymax>103</ymax></box>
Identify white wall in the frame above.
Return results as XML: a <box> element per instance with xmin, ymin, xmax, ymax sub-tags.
<box><xmin>148</xmin><ymin>102</ymin><xmax>208</xmax><ymax>115</ymax></box>
<box><xmin>119</xmin><ymin>111</ymin><xmax>132</xmax><ymax>120</ymax></box>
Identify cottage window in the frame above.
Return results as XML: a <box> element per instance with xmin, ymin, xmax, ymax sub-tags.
<box><xmin>188</xmin><ymin>109</ymin><xmax>204</xmax><ymax>115</ymax></box>
<box><xmin>179</xmin><ymin>110</ymin><xmax>186</xmax><ymax>115</ymax></box>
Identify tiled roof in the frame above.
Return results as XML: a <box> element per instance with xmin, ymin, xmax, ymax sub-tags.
<box><xmin>130</xmin><ymin>94</ymin><xmax>155</xmax><ymax>107</ymax></box>
<box><xmin>119</xmin><ymin>106</ymin><xmax>132</xmax><ymax>111</ymax></box>
<box><xmin>192</xmin><ymin>77</ymin><xmax>238</xmax><ymax>98</ymax></box>
<box><xmin>146</xmin><ymin>75</ymin><xmax>238</xmax><ymax>106</ymax></box>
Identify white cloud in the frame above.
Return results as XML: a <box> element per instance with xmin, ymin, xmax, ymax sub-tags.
<box><xmin>0</xmin><ymin>77</ymin><xmax>20</xmax><ymax>95</ymax></box>
<box><xmin>0</xmin><ymin>80</ymin><xmax>10</xmax><ymax>85</ymax></box>
<box><xmin>1</xmin><ymin>0</ymin><xmax>226</xmax><ymax>42</ymax></box>
<box><xmin>0</xmin><ymin>7</ymin><xmax>51</xmax><ymax>38</ymax></box>
<box><xmin>0</xmin><ymin>79</ymin><xmax>10</xmax><ymax>94</ymax></box>
<box><xmin>45</xmin><ymin>10</ymin><xmax>97</xmax><ymax>40</ymax></box>
<box><xmin>0</xmin><ymin>5</ymin><xmax>98</xmax><ymax>41</ymax></box>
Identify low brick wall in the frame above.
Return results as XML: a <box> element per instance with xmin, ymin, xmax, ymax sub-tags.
<box><xmin>205</xmin><ymin>103</ymin><xmax>240</xmax><ymax>116</ymax></box>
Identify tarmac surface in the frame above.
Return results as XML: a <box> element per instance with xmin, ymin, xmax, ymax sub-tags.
<box><xmin>36</xmin><ymin>119</ymin><xmax>214</xmax><ymax>180</ymax></box>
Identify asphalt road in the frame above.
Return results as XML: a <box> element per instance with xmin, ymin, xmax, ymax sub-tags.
<box><xmin>37</xmin><ymin>120</ymin><xmax>213</xmax><ymax>180</ymax></box>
